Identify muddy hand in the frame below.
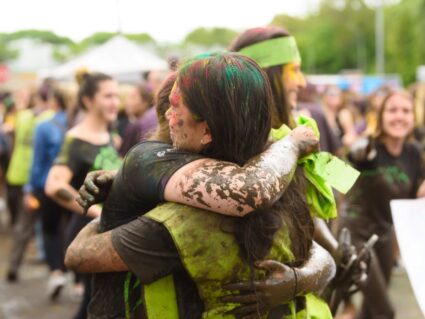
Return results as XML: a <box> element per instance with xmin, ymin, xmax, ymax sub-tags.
<box><xmin>290</xmin><ymin>126</ymin><xmax>319</xmax><ymax>157</ymax></box>
<box><xmin>335</xmin><ymin>229</ymin><xmax>376</xmax><ymax>295</ymax></box>
<box><xmin>77</xmin><ymin>170</ymin><xmax>116</xmax><ymax>213</ymax></box>
<box><xmin>221</xmin><ymin>260</ymin><xmax>296</xmax><ymax>318</ymax></box>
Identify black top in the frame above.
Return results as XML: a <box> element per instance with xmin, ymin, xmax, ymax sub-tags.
<box><xmin>100</xmin><ymin>141</ymin><xmax>202</xmax><ymax>232</ymax></box>
<box><xmin>88</xmin><ymin>141</ymin><xmax>202</xmax><ymax>319</ymax></box>
<box><xmin>344</xmin><ymin>141</ymin><xmax>424</xmax><ymax>239</ymax></box>
<box><xmin>54</xmin><ymin>135</ymin><xmax>121</xmax><ymax>239</ymax></box>
<box><xmin>54</xmin><ymin>136</ymin><xmax>121</xmax><ymax>190</ymax></box>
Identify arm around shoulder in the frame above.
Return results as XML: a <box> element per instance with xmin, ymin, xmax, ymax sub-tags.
<box><xmin>164</xmin><ymin>127</ymin><xmax>318</xmax><ymax>217</ymax></box>
<box><xmin>65</xmin><ymin>218</ymin><xmax>128</xmax><ymax>273</ymax></box>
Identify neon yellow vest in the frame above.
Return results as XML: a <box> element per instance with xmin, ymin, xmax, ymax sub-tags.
<box><xmin>146</xmin><ymin>202</ymin><xmax>332</xmax><ymax>319</ymax></box>
<box><xmin>6</xmin><ymin>109</ymin><xmax>54</xmax><ymax>185</ymax></box>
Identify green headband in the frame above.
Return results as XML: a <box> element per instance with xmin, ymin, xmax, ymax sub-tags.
<box><xmin>239</xmin><ymin>36</ymin><xmax>301</xmax><ymax>68</ymax></box>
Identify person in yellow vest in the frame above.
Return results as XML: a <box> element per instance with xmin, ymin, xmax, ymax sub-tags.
<box><xmin>6</xmin><ymin>83</ymin><xmax>54</xmax><ymax>282</ymax></box>
<box><xmin>66</xmin><ymin>52</ymin><xmax>335</xmax><ymax>318</ymax></box>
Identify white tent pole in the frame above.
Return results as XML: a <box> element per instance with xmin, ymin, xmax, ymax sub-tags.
<box><xmin>115</xmin><ymin>0</ymin><xmax>122</xmax><ymax>35</ymax></box>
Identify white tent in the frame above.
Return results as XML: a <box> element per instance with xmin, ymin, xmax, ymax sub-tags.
<box><xmin>39</xmin><ymin>35</ymin><xmax>167</xmax><ymax>82</ymax></box>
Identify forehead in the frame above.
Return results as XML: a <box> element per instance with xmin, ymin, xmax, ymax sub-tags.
<box><xmin>385</xmin><ymin>94</ymin><xmax>412</xmax><ymax>108</ymax></box>
<box><xmin>97</xmin><ymin>80</ymin><xmax>118</xmax><ymax>92</ymax></box>
<box><xmin>169</xmin><ymin>83</ymin><xmax>181</xmax><ymax>106</ymax></box>
<box><xmin>283</xmin><ymin>62</ymin><xmax>301</xmax><ymax>72</ymax></box>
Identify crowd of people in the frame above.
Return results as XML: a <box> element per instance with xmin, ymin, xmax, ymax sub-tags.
<box><xmin>0</xmin><ymin>25</ymin><xmax>424</xmax><ymax>319</ymax></box>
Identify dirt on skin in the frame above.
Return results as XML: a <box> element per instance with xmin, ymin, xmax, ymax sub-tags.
<box><xmin>0</xmin><ymin>208</ymin><xmax>423</xmax><ymax>319</ymax></box>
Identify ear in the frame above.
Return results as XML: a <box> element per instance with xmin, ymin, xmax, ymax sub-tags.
<box><xmin>82</xmin><ymin>96</ymin><xmax>92</xmax><ymax>109</ymax></box>
<box><xmin>201</xmin><ymin>123</ymin><xmax>212</xmax><ymax>145</ymax></box>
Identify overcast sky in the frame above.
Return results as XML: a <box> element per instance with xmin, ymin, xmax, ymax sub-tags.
<box><xmin>1</xmin><ymin>0</ymin><xmax>321</xmax><ymax>42</ymax></box>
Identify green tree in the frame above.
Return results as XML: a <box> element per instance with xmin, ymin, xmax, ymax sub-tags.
<box><xmin>184</xmin><ymin>27</ymin><xmax>238</xmax><ymax>47</ymax></box>
<box><xmin>5</xmin><ymin>30</ymin><xmax>73</xmax><ymax>45</ymax></box>
<box><xmin>0</xmin><ymin>43</ymin><xmax>18</xmax><ymax>62</ymax></box>
<box><xmin>385</xmin><ymin>0</ymin><xmax>425</xmax><ymax>84</ymax></box>
<box><xmin>272</xmin><ymin>0</ymin><xmax>375</xmax><ymax>75</ymax></box>
<box><xmin>126</xmin><ymin>33</ymin><xmax>155</xmax><ymax>44</ymax></box>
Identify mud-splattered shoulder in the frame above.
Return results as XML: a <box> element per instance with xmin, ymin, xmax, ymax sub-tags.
<box><xmin>121</xmin><ymin>141</ymin><xmax>203</xmax><ymax>203</ymax></box>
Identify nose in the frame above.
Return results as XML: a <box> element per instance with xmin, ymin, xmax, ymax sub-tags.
<box><xmin>297</xmin><ymin>71</ymin><xmax>306</xmax><ymax>88</ymax></box>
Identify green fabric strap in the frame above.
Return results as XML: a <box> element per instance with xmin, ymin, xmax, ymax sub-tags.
<box><xmin>239</xmin><ymin>36</ymin><xmax>301</xmax><ymax>68</ymax></box>
<box><xmin>124</xmin><ymin>272</ymin><xmax>142</xmax><ymax>319</ymax></box>
<box><xmin>144</xmin><ymin>275</ymin><xmax>179</xmax><ymax>319</ymax></box>
<box><xmin>124</xmin><ymin>272</ymin><xmax>132</xmax><ymax>319</ymax></box>
<box><xmin>271</xmin><ymin>115</ymin><xmax>360</xmax><ymax>220</ymax></box>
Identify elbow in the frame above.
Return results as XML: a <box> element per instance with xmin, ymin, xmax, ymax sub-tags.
<box><xmin>64</xmin><ymin>246</ymin><xmax>83</xmax><ymax>272</ymax></box>
<box><xmin>329</xmin><ymin>258</ymin><xmax>337</xmax><ymax>282</ymax></box>
<box><xmin>227</xmin><ymin>199</ymin><xmax>269</xmax><ymax>218</ymax></box>
<box><xmin>233</xmin><ymin>208</ymin><xmax>253</xmax><ymax>217</ymax></box>
<box><xmin>64</xmin><ymin>248</ymin><xmax>74</xmax><ymax>270</ymax></box>
<box><xmin>64</xmin><ymin>252</ymin><xmax>73</xmax><ymax>270</ymax></box>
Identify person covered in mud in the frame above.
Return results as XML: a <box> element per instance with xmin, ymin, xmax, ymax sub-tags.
<box><xmin>228</xmin><ymin>26</ymin><xmax>377</xmax><ymax>316</ymax></box>
<box><xmin>229</xmin><ymin>26</ymin><xmax>373</xmax><ymax>295</ymax></box>
<box><xmin>66</xmin><ymin>53</ymin><xmax>336</xmax><ymax>318</ymax></box>
<box><xmin>228</xmin><ymin>25</ymin><xmax>343</xmax><ymax>262</ymax></box>
<box><xmin>340</xmin><ymin>89</ymin><xmax>425</xmax><ymax>319</ymax></box>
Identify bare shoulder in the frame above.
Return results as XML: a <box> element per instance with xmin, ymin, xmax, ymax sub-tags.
<box><xmin>66</xmin><ymin>123</ymin><xmax>85</xmax><ymax>138</ymax></box>
<box><xmin>66</xmin><ymin>124</ymin><xmax>109</xmax><ymax>145</ymax></box>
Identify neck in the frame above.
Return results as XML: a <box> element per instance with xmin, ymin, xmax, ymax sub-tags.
<box><xmin>382</xmin><ymin>135</ymin><xmax>405</xmax><ymax>156</ymax></box>
<box><xmin>82</xmin><ymin>112</ymin><xmax>108</xmax><ymax>132</ymax></box>
<box><xmin>324</xmin><ymin>104</ymin><xmax>337</xmax><ymax>116</ymax></box>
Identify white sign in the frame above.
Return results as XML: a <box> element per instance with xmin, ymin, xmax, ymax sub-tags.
<box><xmin>390</xmin><ymin>198</ymin><xmax>425</xmax><ymax>316</ymax></box>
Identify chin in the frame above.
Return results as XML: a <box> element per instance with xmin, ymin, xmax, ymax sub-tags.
<box><xmin>287</xmin><ymin>96</ymin><xmax>298</xmax><ymax>110</ymax></box>
<box><xmin>386</xmin><ymin>132</ymin><xmax>409</xmax><ymax>140</ymax></box>
<box><xmin>106</xmin><ymin>113</ymin><xmax>118</xmax><ymax>122</ymax></box>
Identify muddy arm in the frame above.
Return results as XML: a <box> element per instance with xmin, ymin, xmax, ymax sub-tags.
<box><xmin>164</xmin><ymin>126</ymin><xmax>318</xmax><ymax>217</ymax></box>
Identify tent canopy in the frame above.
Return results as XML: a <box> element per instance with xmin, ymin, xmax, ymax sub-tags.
<box><xmin>40</xmin><ymin>35</ymin><xmax>167</xmax><ymax>82</ymax></box>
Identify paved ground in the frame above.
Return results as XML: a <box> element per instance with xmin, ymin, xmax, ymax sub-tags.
<box><xmin>0</xmin><ymin>213</ymin><xmax>79</xmax><ymax>319</ymax></box>
<box><xmin>0</xmin><ymin>210</ymin><xmax>423</xmax><ymax>319</ymax></box>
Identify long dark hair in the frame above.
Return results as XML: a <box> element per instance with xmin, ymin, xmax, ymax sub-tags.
<box><xmin>178</xmin><ymin>52</ymin><xmax>271</xmax><ymax>166</ymax></box>
<box><xmin>229</xmin><ymin>26</ymin><xmax>294</xmax><ymax>129</ymax></box>
<box><xmin>75</xmin><ymin>70</ymin><xmax>112</xmax><ymax>110</ymax></box>
<box><xmin>178</xmin><ymin>52</ymin><xmax>313</xmax><ymax>266</ymax></box>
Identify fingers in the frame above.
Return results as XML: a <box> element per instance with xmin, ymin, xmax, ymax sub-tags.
<box><xmin>76</xmin><ymin>196</ymin><xmax>90</xmax><ymax>215</ymax></box>
<box><xmin>84</xmin><ymin>175</ymin><xmax>100</xmax><ymax>194</ymax></box>
<box><xmin>339</xmin><ymin>228</ymin><xmax>352</xmax><ymax>246</ymax></box>
<box><xmin>76</xmin><ymin>196</ymin><xmax>87</xmax><ymax>208</ymax></box>
<box><xmin>227</xmin><ymin>303</ymin><xmax>265</xmax><ymax>318</ymax></box>
<box><xmin>254</xmin><ymin>260</ymin><xmax>287</xmax><ymax>273</ymax></box>
<box><xmin>352</xmin><ymin>261</ymin><xmax>368</xmax><ymax>288</ymax></box>
<box><xmin>96</xmin><ymin>173</ymin><xmax>113</xmax><ymax>185</ymax></box>
<box><xmin>222</xmin><ymin>282</ymin><xmax>255</xmax><ymax>292</ymax></box>
<box><xmin>79</xmin><ymin>187</ymin><xmax>95</xmax><ymax>204</ymax></box>
<box><xmin>220</xmin><ymin>293</ymin><xmax>260</xmax><ymax>304</ymax></box>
